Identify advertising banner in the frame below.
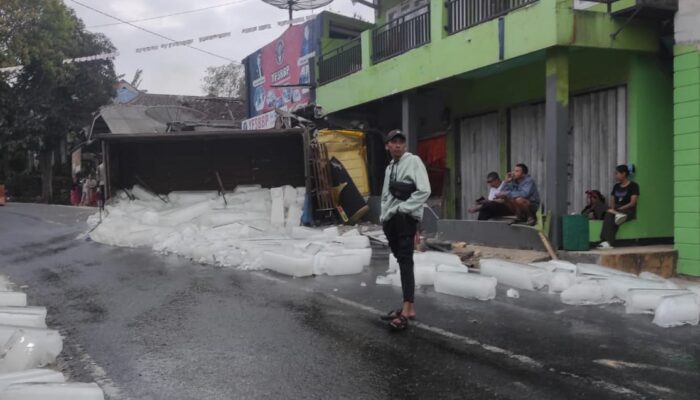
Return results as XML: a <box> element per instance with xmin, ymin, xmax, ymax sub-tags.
<box><xmin>245</xmin><ymin>18</ymin><xmax>321</xmax><ymax>117</ymax></box>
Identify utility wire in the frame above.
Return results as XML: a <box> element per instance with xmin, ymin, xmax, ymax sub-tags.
<box><xmin>87</xmin><ymin>0</ymin><xmax>250</xmax><ymax>28</ymax></box>
<box><xmin>68</xmin><ymin>0</ymin><xmax>237</xmax><ymax>63</ymax></box>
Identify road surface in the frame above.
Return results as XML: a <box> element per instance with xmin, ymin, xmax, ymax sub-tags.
<box><xmin>0</xmin><ymin>203</ymin><xmax>698</xmax><ymax>399</ymax></box>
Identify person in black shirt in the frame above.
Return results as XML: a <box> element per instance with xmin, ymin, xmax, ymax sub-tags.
<box><xmin>599</xmin><ymin>165</ymin><xmax>640</xmax><ymax>248</ymax></box>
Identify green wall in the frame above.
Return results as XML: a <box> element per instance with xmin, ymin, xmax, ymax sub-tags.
<box><xmin>625</xmin><ymin>54</ymin><xmax>674</xmax><ymax>239</ymax></box>
<box><xmin>318</xmin><ymin>0</ymin><xmax>559</xmax><ymax>113</ymax></box>
<box><xmin>674</xmin><ymin>45</ymin><xmax>700</xmax><ymax>276</ymax></box>
<box><xmin>316</xmin><ymin>0</ymin><xmax>659</xmax><ymax>113</ymax></box>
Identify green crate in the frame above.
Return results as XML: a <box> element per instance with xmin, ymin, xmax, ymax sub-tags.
<box><xmin>563</xmin><ymin>214</ymin><xmax>590</xmax><ymax>251</ymax></box>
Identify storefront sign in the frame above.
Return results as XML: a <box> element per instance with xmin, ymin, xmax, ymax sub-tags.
<box><xmin>241</xmin><ymin>110</ymin><xmax>279</xmax><ymax>130</ymax></box>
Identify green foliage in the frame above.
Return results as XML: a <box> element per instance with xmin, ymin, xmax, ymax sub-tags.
<box><xmin>0</xmin><ymin>0</ymin><xmax>117</xmax><ymax>199</ymax></box>
<box><xmin>201</xmin><ymin>62</ymin><xmax>246</xmax><ymax>99</ymax></box>
<box><xmin>1</xmin><ymin>0</ymin><xmax>117</xmax><ymax>148</ymax></box>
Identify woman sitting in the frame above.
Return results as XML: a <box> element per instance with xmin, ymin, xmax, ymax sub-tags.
<box><xmin>598</xmin><ymin>165</ymin><xmax>639</xmax><ymax>249</ymax></box>
<box><xmin>581</xmin><ymin>190</ymin><xmax>607</xmax><ymax>220</ymax></box>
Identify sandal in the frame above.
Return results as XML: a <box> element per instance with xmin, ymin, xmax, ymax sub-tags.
<box><xmin>380</xmin><ymin>309</ymin><xmax>415</xmax><ymax>321</ymax></box>
<box><xmin>389</xmin><ymin>315</ymin><xmax>409</xmax><ymax>331</ymax></box>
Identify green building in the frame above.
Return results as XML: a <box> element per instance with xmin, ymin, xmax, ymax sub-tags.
<box><xmin>314</xmin><ymin>0</ymin><xmax>700</xmax><ymax>276</ymax></box>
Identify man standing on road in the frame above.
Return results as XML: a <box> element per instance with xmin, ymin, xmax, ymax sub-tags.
<box><xmin>380</xmin><ymin>129</ymin><xmax>431</xmax><ymax>331</ymax></box>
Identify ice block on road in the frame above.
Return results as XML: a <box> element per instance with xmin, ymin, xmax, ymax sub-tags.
<box><xmin>0</xmin><ymin>382</ymin><xmax>104</xmax><ymax>399</ymax></box>
<box><xmin>435</xmin><ymin>272</ymin><xmax>497</xmax><ymax>301</ymax></box>
<box><xmin>577</xmin><ymin>263</ymin><xmax>637</xmax><ymax>278</ymax></box>
<box><xmin>313</xmin><ymin>253</ymin><xmax>364</xmax><ymax>276</ymax></box>
<box><xmin>0</xmin><ymin>328</ymin><xmax>63</xmax><ymax>373</ymax></box>
<box><xmin>0</xmin><ymin>294</ymin><xmax>26</xmax><ymax>308</ymax></box>
<box><xmin>0</xmin><ymin>369</ymin><xmax>65</xmax><ymax>392</ymax></box>
<box><xmin>605</xmin><ymin>275</ymin><xmax>678</xmax><ymax>301</ymax></box>
<box><xmin>261</xmin><ymin>252</ymin><xmax>314</xmax><ymax>277</ymax></box>
<box><xmin>0</xmin><ymin>312</ymin><xmax>46</xmax><ymax>329</ymax></box>
<box><xmin>560</xmin><ymin>279</ymin><xmax>616</xmax><ymax>305</ymax></box>
<box><xmin>626</xmin><ymin>289</ymin><xmax>692</xmax><ymax>315</ymax></box>
<box><xmin>480</xmin><ymin>259</ymin><xmax>548</xmax><ymax>291</ymax></box>
<box><xmin>652</xmin><ymin>293</ymin><xmax>700</xmax><ymax>328</ymax></box>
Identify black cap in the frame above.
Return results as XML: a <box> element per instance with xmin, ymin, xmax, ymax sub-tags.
<box><xmin>385</xmin><ymin>129</ymin><xmax>406</xmax><ymax>143</ymax></box>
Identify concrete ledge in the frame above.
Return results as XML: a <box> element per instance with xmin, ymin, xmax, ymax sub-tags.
<box><xmin>437</xmin><ymin>220</ymin><xmax>546</xmax><ymax>251</ymax></box>
<box><xmin>560</xmin><ymin>245</ymin><xmax>678</xmax><ymax>278</ymax></box>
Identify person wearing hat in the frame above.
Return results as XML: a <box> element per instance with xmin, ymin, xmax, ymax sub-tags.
<box><xmin>380</xmin><ymin>129</ymin><xmax>431</xmax><ymax>331</ymax></box>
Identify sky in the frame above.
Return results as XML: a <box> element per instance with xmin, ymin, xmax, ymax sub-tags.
<box><xmin>64</xmin><ymin>0</ymin><xmax>375</xmax><ymax>96</ymax></box>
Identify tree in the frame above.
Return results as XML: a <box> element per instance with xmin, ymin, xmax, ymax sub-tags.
<box><xmin>201</xmin><ymin>62</ymin><xmax>246</xmax><ymax>99</ymax></box>
<box><xmin>0</xmin><ymin>0</ymin><xmax>116</xmax><ymax>202</ymax></box>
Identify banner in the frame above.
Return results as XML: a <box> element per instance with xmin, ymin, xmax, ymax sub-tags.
<box><xmin>244</xmin><ymin>17</ymin><xmax>321</xmax><ymax>117</ymax></box>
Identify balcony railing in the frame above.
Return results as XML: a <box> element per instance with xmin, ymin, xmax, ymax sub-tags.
<box><xmin>372</xmin><ymin>5</ymin><xmax>431</xmax><ymax>64</ymax></box>
<box><xmin>318</xmin><ymin>38</ymin><xmax>362</xmax><ymax>84</ymax></box>
<box><xmin>446</xmin><ymin>0</ymin><xmax>538</xmax><ymax>35</ymax></box>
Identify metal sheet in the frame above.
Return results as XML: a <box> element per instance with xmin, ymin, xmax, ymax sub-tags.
<box><xmin>459</xmin><ymin>113</ymin><xmax>500</xmax><ymax>219</ymax></box>
<box><xmin>509</xmin><ymin>87</ymin><xmax>626</xmax><ymax>214</ymax></box>
<box><xmin>569</xmin><ymin>87</ymin><xmax>627</xmax><ymax>214</ymax></box>
<box><xmin>108</xmin><ymin>135</ymin><xmax>306</xmax><ymax>193</ymax></box>
<box><xmin>509</xmin><ymin>103</ymin><xmax>546</xmax><ymax>204</ymax></box>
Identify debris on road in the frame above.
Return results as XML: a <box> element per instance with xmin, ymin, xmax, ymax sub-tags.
<box><xmin>506</xmin><ymin>289</ymin><xmax>520</xmax><ymax>299</ymax></box>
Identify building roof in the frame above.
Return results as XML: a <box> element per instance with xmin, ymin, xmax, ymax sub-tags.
<box><xmin>113</xmin><ymin>80</ymin><xmax>247</xmax><ymax>122</ymax></box>
<box><xmin>87</xmin><ymin>81</ymin><xmax>249</xmax><ymax>139</ymax></box>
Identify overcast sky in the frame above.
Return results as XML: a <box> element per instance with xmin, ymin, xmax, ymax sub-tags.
<box><xmin>64</xmin><ymin>0</ymin><xmax>375</xmax><ymax>96</ymax></box>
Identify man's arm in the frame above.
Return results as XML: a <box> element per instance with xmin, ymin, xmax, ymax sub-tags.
<box><xmin>379</xmin><ymin>167</ymin><xmax>391</xmax><ymax>222</ymax></box>
<box><xmin>397</xmin><ymin>157</ymin><xmax>431</xmax><ymax>215</ymax></box>
<box><xmin>506</xmin><ymin>178</ymin><xmax>534</xmax><ymax>199</ymax></box>
<box><xmin>495</xmin><ymin>182</ymin><xmax>513</xmax><ymax>199</ymax></box>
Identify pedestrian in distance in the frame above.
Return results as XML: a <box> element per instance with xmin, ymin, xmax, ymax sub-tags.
<box><xmin>380</xmin><ymin>129</ymin><xmax>431</xmax><ymax>331</ymax></box>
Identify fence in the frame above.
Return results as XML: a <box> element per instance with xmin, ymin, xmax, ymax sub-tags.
<box><xmin>372</xmin><ymin>5</ymin><xmax>431</xmax><ymax>64</ymax></box>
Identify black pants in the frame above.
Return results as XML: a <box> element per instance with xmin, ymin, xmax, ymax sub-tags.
<box><xmin>477</xmin><ymin>201</ymin><xmax>513</xmax><ymax>220</ymax></box>
<box><xmin>600</xmin><ymin>210</ymin><xmax>632</xmax><ymax>245</ymax></box>
<box><xmin>383</xmin><ymin>213</ymin><xmax>418</xmax><ymax>303</ymax></box>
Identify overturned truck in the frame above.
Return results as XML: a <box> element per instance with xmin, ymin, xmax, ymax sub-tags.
<box><xmin>96</xmin><ymin>128</ymin><xmax>309</xmax><ymax>199</ymax></box>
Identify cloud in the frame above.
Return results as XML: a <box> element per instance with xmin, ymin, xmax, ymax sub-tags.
<box><xmin>67</xmin><ymin>0</ymin><xmax>375</xmax><ymax>96</ymax></box>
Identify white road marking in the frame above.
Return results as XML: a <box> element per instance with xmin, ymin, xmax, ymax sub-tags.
<box><xmin>595</xmin><ymin>359</ymin><xmax>700</xmax><ymax>376</ymax></box>
<box><xmin>58</xmin><ymin>328</ymin><xmax>125</xmax><ymax>400</ymax></box>
<box><xmin>251</xmin><ymin>270</ymin><xmax>640</xmax><ymax>396</ymax></box>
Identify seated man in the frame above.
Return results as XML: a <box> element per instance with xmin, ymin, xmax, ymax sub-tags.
<box><xmin>468</xmin><ymin>172</ymin><xmax>509</xmax><ymax>221</ymax></box>
<box><xmin>495</xmin><ymin>163</ymin><xmax>540</xmax><ymax>225</ymax></box>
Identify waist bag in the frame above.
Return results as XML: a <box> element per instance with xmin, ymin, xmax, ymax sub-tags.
<box><xmin>389</xmin><ymin>181</ymin><xmax>416</xmax><ymax>201</ymax></box>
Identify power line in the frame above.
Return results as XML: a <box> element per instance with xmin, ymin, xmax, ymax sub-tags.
<box><xmin>68</xmin><ymin>0</ymin><xmax>237</xmax><ymax>63</ymax></box>
<box><xmin>87</xmin><ymin>0</ymin><xmax>250</xmax><ymax>28</ymax></box>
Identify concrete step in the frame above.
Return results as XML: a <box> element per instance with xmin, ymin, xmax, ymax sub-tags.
<box><xmin>560</xmin><ymin>245</ymin><xmax>678</xmax><ymax>278</ymax></box>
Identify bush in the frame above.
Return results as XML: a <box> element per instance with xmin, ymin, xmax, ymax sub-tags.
<box><xmin>4</xmin><ymin>173</ymin><xmax>73</xmax><ymax>204</ymax></box>
<box><xmin>5</xmin><ymin>173</ymin><xmax>42</xmax><ymax>202</ymax></box>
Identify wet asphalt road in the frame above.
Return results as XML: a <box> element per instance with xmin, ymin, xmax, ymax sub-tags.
<box><xmin>0</xmin><ymin>203</ymin><xmax>699</xmax><ymax>400</ymax></box>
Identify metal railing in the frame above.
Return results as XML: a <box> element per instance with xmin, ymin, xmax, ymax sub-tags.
<box><xmin>446</xmin><ymin>0</ymin><xmax>538</xmax><ymax>35</ymax></box>
<box><xmin>372</xmin><ymin>5</ymin><xmax>431</xmax><ymax>64</ymax></box>
<box><xmin>318</xmin><ymin>38</ymin><xmax>362</xmax><ymax>85</ymax></box>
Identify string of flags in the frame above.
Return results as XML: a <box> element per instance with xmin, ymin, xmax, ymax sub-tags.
<box><xmin>1</xmin><ymin>14</ymin><xmax>319</xmax><ymax>72</ymax></box>
<box><xmin>0</xmin><ymin>51</ymin><xmax>120</xmax><ymax>73</ymax></box>
<box><xmin>136</xmin><ymin>14</ymin><xmax>316</xmax><ymax>53</ymax></box>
